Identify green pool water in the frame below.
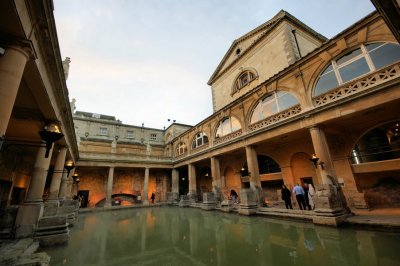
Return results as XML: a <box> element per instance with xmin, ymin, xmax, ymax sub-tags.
<box><xmin>41</xmin><ymin>207</ymin><xmax>400</xmax><ymax>266</ymax></box>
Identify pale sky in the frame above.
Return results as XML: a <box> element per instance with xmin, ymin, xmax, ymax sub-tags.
<box><xmin>54</xmin><ymin>0</ymin><xmax>375</xmax><ymax>129</ymax></box>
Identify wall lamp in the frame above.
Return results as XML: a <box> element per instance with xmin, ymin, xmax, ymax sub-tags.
<box><xmin>52</xmin><ymin>159</ymin><xmax>75</xmax><ymax>176</ymax></box>
<box><xmin>72</xmin><ymin>173</ymin><xmax>80</xmax><ymax>184</ymax></box>
<box><xmin>239</xmin><ymin>167</ymin><xmax>250</xmax><ymax>177</ymax></box>
<box><xmin>310</xmin><ymin>154</ymin><xmax>325</xmax><ymax>169</ymax></box>
<box><xmin>39</xmin><ymin>121</ymin><xmax>64</xmax><ymax>158</ymax></box>
<box><xmin>64</xmin><ymin>159</ymin><xmax>75</xmax><ymax>176</ymax></box>
<box><xmin>1</xmin><ymin>121</ymin><xmax>64</xmax><ymax>158</ymax></box>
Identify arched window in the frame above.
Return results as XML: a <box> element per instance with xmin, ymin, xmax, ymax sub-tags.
<box><xmin>191</xmin><ymin>132</ymin><xmax>209</xmax><ymax>149</ymax></box>
<box><xmin>250</xmin><ymin>91</ymin><xmax>299</xmax><ymax>124</ymax></box>
<box><xmin>215</xmin><ymin>116</ymin><xmax>241</xmax><ymax>138</ymax></box>
<box><xmin>232</xmin><ymin>70</ymin><xmax>257</xmax><ymax>94</ymax></box>
<box><xmin>314</xmin><ymin>42</ymin><xmax>400</xmax><ymax>97</ymax></box>
<box><xmin>351</xmin><ymin>121</ymin><xmax>400</xmax><ymax>164</ymax></box>
<box><xmin>176</xmin><ymin>142</ymin><xmax>187</xmax><ymax>156</ymax></box>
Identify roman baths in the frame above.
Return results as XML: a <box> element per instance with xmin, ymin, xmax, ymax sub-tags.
<box><xmin>1</xmin><ymin>0</ymin><xmax>400</xmax><ymax>265</ymax></box>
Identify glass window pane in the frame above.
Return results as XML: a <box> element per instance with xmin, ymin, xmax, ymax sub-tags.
<box><xmin>366</xmin><ymin>42</ymin><xmax>384</xmax><ymax>52</ymax></box>
<box><xmin>250</xmin><ymin>103</ymin><xmax>265</xmax><ymax>124</ymax></box>
<box><xmin>314</xmin><ymin>70</ymin><xmax>339</xmax><ymax>96</ymax></box>
<box><xmin>336</xmin><ymin>48</ymin><xmax>362</xmax><ymax>65</ymax></box>
<box><xmin>231</xmin><ymin>117</ymin><xmax>241</xmax><ymax>132</ymax></box>
<box><xmin>221</xmin><ymin>118</ymin><xmax>231</xmax><ymax>135</ymax></box>
<box><xmin>262</xmin><ymin>101</ymin><xmax>278</xmax><ymax>117</ymax></box>
<box><xmin>277</xmin><ymin>92</ymin><xmax>299</xmax><ymax>110</ymax></box>
<box><xmin>370</xmin><ymin>43</ymin><xmax>400</xmax><ymax>70</ymax></box>
<box><xmin>321</xmin><ymin>64</ymin><xmax>334</xmax><ymax>74</ymax></box>
<box><xmin>339</xmin><ymin>57</ymin><xmax>370</xmax><ymax>83</ymax></box>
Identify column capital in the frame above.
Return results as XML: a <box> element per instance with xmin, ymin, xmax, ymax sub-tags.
<box><xmin>0</xmin><ymin>33</ymin><xmax>37</xmax><ymax>59</ymax></box>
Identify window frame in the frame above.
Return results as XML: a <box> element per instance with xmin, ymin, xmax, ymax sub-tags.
<box><xmin>150</xmin><ymin>133</ymin><xmax>157</xmax><ymax>141</ymax></box>
<box><xmin>232</xmin><ymin>70</ymin><xmax>257</xmax><ymax>95</ymax></box>
<box><xmin>250</xmin><ymin>91</ymin><xmax>299</xmax><ymax>125</ymax></box>
<box><xmin>313</xmin><ymin>42</ymin><xmax>400</xmax><ymax>97</ymax></box>
<box><xmin>191</xmin><ymin>132</ymin><xmax>209</xmax><ymax>149</ymax></box>
<box><xmin>99</xmin><ymin>127</ymin><xmax>108</xmax><ymax>136</ymax></box>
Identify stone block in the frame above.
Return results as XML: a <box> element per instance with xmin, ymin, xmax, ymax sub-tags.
<box><xmin>37</xmin><ymin>216</ymin><xmax>67</xmax><ymax>227</ymax></box>
<box><xmin>239</xmin><ymin>189</ymin><xmax>258</xmax><ymax>216</ymax></box>
<box><xmin>15</xmin><ymin>203</ymin><xmax>44</xmax><ymax>238</ymax></box>
<box><xmin>43</xmin><ymin>201</ymin><xmax>59</xmax><ymax>217</ymax></box>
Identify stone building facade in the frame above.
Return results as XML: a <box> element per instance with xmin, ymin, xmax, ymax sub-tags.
<box><xmin>70</xmin><ymin>9</ymin><xmax>400</xmax><ymax>217</ymax></box>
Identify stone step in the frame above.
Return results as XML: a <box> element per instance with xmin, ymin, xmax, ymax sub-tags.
<box><xmin>22</xmin><ymin>241</ymin><xmax>39</xmax><ymax>256</ymax></box>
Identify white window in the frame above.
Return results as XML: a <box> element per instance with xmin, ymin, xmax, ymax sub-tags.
<box><xmin>250</xmin><ymin>91</ymin><xmax>299</xmax><ymax>124</ymax></box>
<box><xmin>176</xmin><ymin>142</ymin><xmax>187</xmax><ymax>156</ymax></box>
<box><xmin>232</xmin><ymin>70</ymin><xmax>256</xmax><ymax>94</ymax></box>
<box><xmin>99</xmin><ymin>127</ymin><xmax>108</xmax><ymax>136</ymax></box>
<box><xmin>127</xmin><ymin>130</ymin><xmax>134</xmax><ymax>139</ymax></box>
<box><xmin>150</xmin><ymin>133</ymin><xmax>157</xmax><ymax>141</ymax></box>
<box><xmin>192</xmin><ymin>132</ymin><xmax>209</xmax><ymax>149</ymax></box>
<box><xmin>215</xmin><ymin>117</ymin><xmax>241</xmax><ymax>138</ymax></box>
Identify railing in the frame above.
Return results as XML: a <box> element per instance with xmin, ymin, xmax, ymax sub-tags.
<box><xmin>350</xmin><ymin>143</ymin><xmax>400</xmax><ymax>164</ymax></box>
<box><xmin>248</xmin><ymin>104</ymin><xmax>302</xmax><ymax>132</ymax></box>
<box><xmin>313</xmin><ymin>62</ymin><xmax>400</xmax><ymax>106</ymax></box>
<box><xmin>79</xmin><ymin>151</ymin><xmax>172</xmax><ymax>162</ymax></box>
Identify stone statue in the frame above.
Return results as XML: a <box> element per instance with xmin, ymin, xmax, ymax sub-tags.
<box><xmin>62</xmin><ymin>57</ymin><xmax>71</xmax><ymax>80</ymax></box>
<box><xmin>70</xmin><ymin>98</ymin><xmax>76</xmax><ymax>113</ymax></box>
<box><xmin>146</xmin><ymin>142</ymin><xmax>152</xmax><ymax>155</ymax></box>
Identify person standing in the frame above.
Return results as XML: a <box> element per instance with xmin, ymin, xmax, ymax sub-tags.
<box><xmin>303</xmin><ymin>183</ymin><xmax>311</xmax><ymax>210</ymax></box>
<box><xmin>292</xmin><ymin>183</ymin><xmax>306</xmax><ymax>210</ymax></box>
<box><xmin>281</xmin><ymin>185</ymin><xmax>293</xmax><ymax>209</ymax></box>
<box><xmin>151</xmin><ymin>192</ymin><xmax>155</xmax><ymax>204</ymax></box>
<box><xmin>308</xmin><ymin>183</ymin><xmax>316</xmax><ymax>209</ymax></box>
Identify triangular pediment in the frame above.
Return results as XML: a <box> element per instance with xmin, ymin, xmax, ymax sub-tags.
<box><xmin>207</xmin><ymin>10</ymin><xmax>327</xmax><ymax>85</ymax></box>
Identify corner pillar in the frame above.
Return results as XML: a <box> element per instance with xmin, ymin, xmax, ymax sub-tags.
<box><xmin>143</xmin><ymin>167</ymin><xmax>149</xmax><ymax>205</ymax></box>
<box><xmin>105</xmin><ymin>166</ymin><xmax>114</xmax><ymax>207</ymax></box>
<box><xmin>15</xmin><ymin>144</ymin><xmax>54</xmax><ymax>238</ymax></box>
<box><xmin>48</xmin><ymin>147</ymin><xmax>68</xmax><ymax>201</ymax></box>
<box><xmin>0</xmin><ymin>45</ymin><xmax>30</xmax><ymax>137</ymax></box>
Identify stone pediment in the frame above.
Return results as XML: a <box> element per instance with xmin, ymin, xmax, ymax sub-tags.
<box><xmin>207</xmin><ymin>10</ymin><xmax>327</xmax><ymax>85</ymax></box>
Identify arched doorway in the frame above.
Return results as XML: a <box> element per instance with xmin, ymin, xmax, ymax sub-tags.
<box><xmin>351</xmin><ymin>121</ymin><xmax>400</xmax><ymax>209</ymax></box>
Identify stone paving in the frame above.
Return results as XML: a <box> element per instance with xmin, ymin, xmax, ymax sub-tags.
<box><xmin>0</xmin><ymin>238</ymin><xmax>50</xmax><ymax>266</ymax></box>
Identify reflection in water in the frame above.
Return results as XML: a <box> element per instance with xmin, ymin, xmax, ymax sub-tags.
<box><xmin>42</xmin><ymin>207</ymin><xmax>400</xmax><ymax>266</ymax></box>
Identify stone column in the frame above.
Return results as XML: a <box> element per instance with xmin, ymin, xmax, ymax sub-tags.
<box><xmin>48</xmin><ymin>147</ymin><xmax>68</xmax><ymax>201</ymax></box>
<box><xmin>105</xmin><ymin>166</ymin><xmax>114</xmax><ymax>207</ymax></box>
<box><xmin>309</xmin><ymin>126</ymin><xmax>336</xmax><ymax>185</ymax></box>
<box><xmin>15</xmin><ymin>144</ymin><xmax>54</xmax><ymax>238</ymax></box>
<box><xmin>188</xmin><ymin>163</ymin><xmax>197</xmax><ymax>200</ymax></box>
<box><xmin>172</xmin><ymin>169</ymin><xmax>179</xmax><ymax>194</ymax></box>
<box><xmin>211</xmin><ymin>157</ymin><xmax>222</xmax><ymax>201</ymax></box>
<box><xmin>58</xmin><ymin>172</ymin><xmax>69</xmax><ymax>200</ymax></box>
<box><xmin>245</xmin><ymin>146</ymin><xmax>260</xmax><ymax>189</ymax></box>
<box><xmin>143</xmin><ymin>167</ymin><xmax>149</xmax><ymax>205</ymax></box>
<box><xmin>245</xmin><ymin>145</ymin><xmax>263</xmax><ymax>206</ymax></box>
<box><xmin>162</xmin><ymin>174</ymin><xmax>168</xmax><ymax>202</ymax></box>
<box><xmin>309</xmin><ymin>126</ymin><xmax>350</xmax><ymax>226</ymax></box>
<box><xmin>0</xmin><ymin>45</ymin><xmax>30</xmax><ymax>137</ymax></box>
<box><xmin>65</xmin><ymin>169</ymin><xmax>75</xmax><ymax>199</ymax></box>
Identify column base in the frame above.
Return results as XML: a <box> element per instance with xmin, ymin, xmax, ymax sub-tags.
<box><xmin>312</xmin><ymin>208</ymin><xmax>351</xmax><ymax>226</ymax></box>
<box><xmin>15</xmin><ymin>202</ymin><xmax>44</xmax><ymax>238</ymax></box>
<box><xmin>178</xmin><ymin>195</ymin><xmax>191</xmax><ymax>207</ymax></box>
<box><xmin>43</xmin><ymin>200</ymin><xmax>59</xmax><ymax>217</ymax></box>
<box><xmin>238</xmin><ymin>189</ymin><xmax>259</xmax><ymax>215</ymax></box>
<box><xmin>201</xmin><ymin>192</ymin><xmax>216</xmax><ymax>210</ymax></box>
<box><xmin>34</xmin><ymin>215</ymin><xmax>69</xmax><ymax>246</ymax></box>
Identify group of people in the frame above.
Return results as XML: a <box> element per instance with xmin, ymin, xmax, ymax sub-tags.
<box><xmin>281</xmin><ymin>183</ymin><xmax>315</xmax><ymax>210</ymax></box>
